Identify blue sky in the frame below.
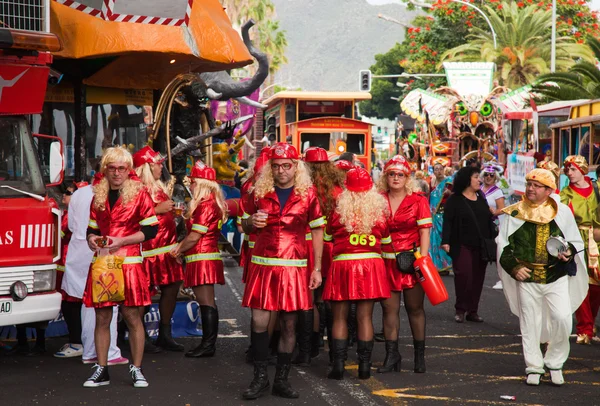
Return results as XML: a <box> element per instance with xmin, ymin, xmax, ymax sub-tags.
<box><xmin>366</xmin><ymin>0</ymin><xmax>600</xmax><ymax>10</ymax></box>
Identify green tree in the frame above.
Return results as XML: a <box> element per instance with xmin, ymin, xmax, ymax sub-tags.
<box><xmin>440</xmin><ymin>2</ymin><xmax>594</xmax><ymax>88</ymax></box>
<box><xmin>533</xmin><ymin>36</ymin><xmax>600</xmax><ymax>101</ymax></box>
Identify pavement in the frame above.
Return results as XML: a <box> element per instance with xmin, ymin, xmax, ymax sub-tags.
<box><xmin>1</xmin><ymin>260</ymin><xmax>599</xmax><ymax>406</ymax></box>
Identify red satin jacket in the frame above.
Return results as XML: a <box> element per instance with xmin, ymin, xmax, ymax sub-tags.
<box><xmin>88</xmin><ymin>188</ymin><xmax>158</xmax><ymax>259</ymax></box>
<box><xmin>142</xmin><ymin>189</ymin><xmax>178</xmax><ymax>254</ymax></box>
<box><xmin>383</xmin><ymin>192</ymin><xmax>432</xmax><ymax>253</ymax></box>
<box><xmin>185</xmin><ymin>194</ymin><xmax>222</xmax><ymax>257</ymax></box>
<box><xmin>327</xmin><ymin>209</ymin><xmax>391</xmax><ymax>259</ymax></box>
<box><xmin>245</xmin><ymin>186</ymin><xmax>324</xmax><ymax>264</ymax></box>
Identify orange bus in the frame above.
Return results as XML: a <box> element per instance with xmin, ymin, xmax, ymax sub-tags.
<box><xmin>261</xmin><ymin>91</ymin><xmax>373</xmax><ymax>168</ymax></box>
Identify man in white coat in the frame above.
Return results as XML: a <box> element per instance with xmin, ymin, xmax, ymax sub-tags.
<box><xmin>497</xmin><ymin>168</ymin><xmax>588</xmax><ymax>386</ymax></box>
<box><xmin>62</xmin><ymin>184</ymin><xmax>127</xmax><ymax>365</ymax></box>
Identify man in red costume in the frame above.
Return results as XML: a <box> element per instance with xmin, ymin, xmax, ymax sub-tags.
<box><xmin>560</xmin><ymin>155</ymin><xmax>600</xmax><ymax>345</ymax></box>
<box><xmin>83</xmin><ymin>146</ymin><xmax>159</xmax><ymax>388</ymax></box>
<box><xmin>240</xmin><ymin>143</ymin><xmax>324</xmax><ymax>400</ymax></box>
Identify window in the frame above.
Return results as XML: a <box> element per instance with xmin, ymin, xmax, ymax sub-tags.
<box><xmin>560</xmin><ymin>128</ymin><xmax>570</xmax><ymax>162</ymax></box>
<box><xmin>346</xmin><ymin>133</ymin><xmax>365</xmax><ymax>155</ymax></box>
<box><xmin>300</xmin><ymin>133</ymin><xmax>330</xmax><ymax>152</ymax></box>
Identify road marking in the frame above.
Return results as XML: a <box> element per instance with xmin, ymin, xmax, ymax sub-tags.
<box><xmin>372</xmin><ymin>390</ymin><xmax>544</xmax><ymax>406</ymax></box>
<box><xmin>223</xmin><ymin>271</ymin><xmax>243</xmax><ymax>303</ymax></box>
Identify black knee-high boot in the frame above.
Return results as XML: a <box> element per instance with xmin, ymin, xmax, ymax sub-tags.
<box><xmin>186</xmin><ymin>306</ymin><xmax>218</xmax><ymax>357</ymax></box>
<box><xmin>357</xmin><ymin>340</ymin><xmax>374</xmax><ymax>379</ymax></box>
<box><xmin>327</xmin><ymin>339</ymin><xmax>348</xmax><ymax>380</ymax></box>
<box><xmin>292</xmin><ymin>310</ymin><xmax>313</xmax><ymax>366</ymax></box>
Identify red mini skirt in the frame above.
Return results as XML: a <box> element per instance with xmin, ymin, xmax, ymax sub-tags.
<box><xmin>323</xmin><ymin>257</ymin><xmax>391</xmax><ymax>301</ymax></box>
<box><xmin>144</xmin><ymin>252</ymin><xmax>184</xmax><ymax>287</ymax></box>
<box><xmin>242</xmin><ymin>263</ymin><xmax>312</xmax><ymax>312</ymax></box>
<box><xmin>384</xmin><ymin>258</ymin><xmax>418</xmax><ymax>291</ymax></box>
<box><xmin>184</xmin><ymin>255</ymin><xmax>225</xmax><ymax>287</ymax></box>
<box><xmin>83</xmin><ymin>262</ymin><xmax>151</xmax><ymax>308</ymax></box>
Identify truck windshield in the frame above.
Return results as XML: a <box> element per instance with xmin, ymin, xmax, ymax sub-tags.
<box><xmin>0</xmin><ymin>117</ymin><xmax>45</xmax><ymax>197</ymax></box>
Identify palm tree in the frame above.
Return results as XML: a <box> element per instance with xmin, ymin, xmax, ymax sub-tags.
<box><xmin>441</xmin><ymin>2</ymin><xmax>594</xmax><ymax>89</ymax></box>
<box><xmin>532</xmin><ymin>36</ymin><xmax>600</xmax><ymax>101</ymax></box>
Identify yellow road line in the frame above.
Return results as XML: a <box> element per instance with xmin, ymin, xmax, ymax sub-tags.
<box><xmin>372</xmin><ymin>390</ymin><xmax>545</xmax><ymax>406</ymax></box>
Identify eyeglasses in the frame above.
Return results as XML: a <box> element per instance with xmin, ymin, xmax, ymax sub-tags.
<box><xmin>525</xmin><ymin>182</ymin><xmax>548</xmax><ymax>190</ymax></box>
<box><xmin>483</xmin><ymin>173</ymin><xmax>495</xmax><ymax>178</ymax></box>
<box><xmin>271</xmin><ymin>163</ymin><xmax>293</xmax><ymax>171</ymax></box>
<box><xmin>387</xmin><ymin>172</ymin><xmax>405</xmax><ymax>178</ymax></box>
<box><xmin>106</xmin><ymin>165</ymin><xmax>129</xmax><ymax>173</ymax></box>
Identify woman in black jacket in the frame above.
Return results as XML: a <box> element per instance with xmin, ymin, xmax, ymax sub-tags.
<box><xmin>441</xmin><ymin>166</ymin><xmax>494</xmax><ymax>323</ymax></box>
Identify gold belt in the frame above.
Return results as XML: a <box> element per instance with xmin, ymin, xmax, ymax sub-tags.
<box><xmin>516</xmin><ymin>259</ymin><xmax>548</xmax><ymax>284</ymax></box>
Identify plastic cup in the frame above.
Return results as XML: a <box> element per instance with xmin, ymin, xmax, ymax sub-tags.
<box><xmin>173</xmin><ymin>201</ymin><xmax>185</xmax><ymax>217</ymax></box>
<box><xmin>257</xmin><ymin>209</ymin><xmax>268</xmax><ymax>220</ymax></box>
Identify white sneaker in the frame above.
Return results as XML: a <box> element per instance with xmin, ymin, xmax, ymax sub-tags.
<box><xmin>54</xmin><ymin>343</ymin><xmax>83</xmax><ymax>358</ymax></box>
<box><xmin>493</xmin><ymin>281</ymin><xmax>503</xmax><ymax>290</ymax></box>
<box><xmin>129</xmin><ymin>364</ymin><xmax>149</xmax><ymax>388</ymax></box>
<box><xmin>526</xmin><ymin>374</ymin><xmax>541</xmax><ymax>386</ymax></box>
<box><xmin>550</xmin><ymin>370</ymin><xmax>564</xmax><ymax>386</ymax></box>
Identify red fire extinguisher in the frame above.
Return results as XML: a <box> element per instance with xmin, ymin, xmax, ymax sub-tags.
<box><xmin>414</xmin><ymin>251</ymin><xmax>449</xmax><ymax>306</ymax></box>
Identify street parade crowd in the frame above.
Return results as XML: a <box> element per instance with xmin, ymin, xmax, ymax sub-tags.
<box><xmin>7</xmin><ymin>143</ymin><xmax>600</xmax><ymax>399</ymax></box>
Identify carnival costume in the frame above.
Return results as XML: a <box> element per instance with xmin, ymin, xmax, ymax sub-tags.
<box><xmin>559</xmin><ymin>155</ymin><xmax>600</xmax><ymax>344</ymax></box>
<box><xmin>429</xmin><ymin>173</ymin><xmax>452</xmax><ymax>274</ymax></box>
<box><xmin>83</xmin><ymin>177</ymin><xmax>158</xmax><ymax>309</ymax></box>
<box><xmin>498</xmin><ymin>168</ymin><xmax>588</xmax><ymax>385</ymax></box>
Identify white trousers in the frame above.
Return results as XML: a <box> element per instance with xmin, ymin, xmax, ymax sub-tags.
<box><xmin>81</xmin><ymin>306</ymin><xmax>122</xmax><ymax>361</ymax></box>
<box><xmin>518</xmin><ymin>275</ymin><xmax>572</xmax><ymax>374</ymax></box>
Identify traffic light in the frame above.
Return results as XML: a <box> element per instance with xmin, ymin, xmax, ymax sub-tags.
<box><xmin>377</xmin><ymin>126</ymin><xmax>382</xmax><ymax>134</ymax></box>
<box><xmin>359</xmin><ymin>70</ymin><xmax>372</xmax><ymax>92</ymax></box>
<box><xmin>265</xmin><ymin>116</ymin><xmax>277</xmax><ymax>143</ymax></box>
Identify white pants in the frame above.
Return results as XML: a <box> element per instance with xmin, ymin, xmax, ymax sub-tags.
<box><xmin>81</xmin><ymin>306</ymin><xmax>122</xmax><ymax>361</ymax></box>
<box><xmin>518</xmin><ymin>276</ymin><xmax>572</xmax><ymax>374</ymax></box>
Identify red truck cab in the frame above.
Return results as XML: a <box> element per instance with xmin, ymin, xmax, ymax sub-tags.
<box><xmin>0</xmin><ymin>27</ymin><xmax>65</xmax><ymax>326</ymax></box>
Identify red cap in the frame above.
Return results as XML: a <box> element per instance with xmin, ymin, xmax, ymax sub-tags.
<box><xmin>132</xmin><ymin>146</ymin><xmax>165</xmax><ymax>168</ymax></box>
<box><xmin>189</xmin><ymin>161</ymin><xmax>216</xmax><ymax>180</ymax></box>
<box><xmin>335</xmin><ymin>160</ymin><xmax>354</xmax><ymax>172</ymax></box>
<box><xmin>384</xmin><ymin>155</ymin><xmax>411</xmax><ymax>174</ymax></box>
<box><xmin>270</xmin><ymin>142</ymin><xmax>299</xmax><ymax>160</ymax></box>
<box><xmin>75</xmin><ymin>181</ymin><xmax>89</xmax><ymax>189</ymax></box>
<box><xmin>345</xmin><ymin>167</ymin><xmax>373</xmax><ymax>192</ymax></box>
<box><xmin>303</xmin><ymin>147</ymin><xmax>329</xmax><ymax>163</ymax></box>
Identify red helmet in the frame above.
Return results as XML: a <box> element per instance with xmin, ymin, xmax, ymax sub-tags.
<box><xmin>334</xmin><ymin>159</ymin><xmax>354</xmax><ymax>172</ymax></box>
<box><xmin>303</xmin><ymin>147</ymin><xmax>329</xmax><ymax>163</ymax></box>
<box><xmin>345</xmin><ymin>167</ymin><xmax>373</xmax><ymax>192</ymax></box>
<box><xmin>270</xmin><ymin>142</ymin><xmax>299</xmax><ymax>160</ymax></box>
<box><xmin>189</xmin><ymin>161</ymin><xmax>216</xmax><ymax>180</ymax></box>
<box><xmin>384</xmin><ymin>155</ymin><xmax>411</xmax><ymax>174</ymax></box>
<box><xmin>253</xmin><ymin>147</ymin><xmax>271</xmax><ymax>174</ymax></box>
<box><xmin>75</xmin><ymin>181</ymin><xmax>89</xmax><ymax>189</ymax></box>
<box><xmin>132</xmin><ymin>146</ymin><xmax>165</xmax><ymax>169</ymax></box>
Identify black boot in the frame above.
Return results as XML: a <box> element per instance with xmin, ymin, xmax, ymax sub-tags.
<box><xmin>185</xmin><ymin>306</ymin><xmax>218</xmax><ymax>358</ymax></box>
<box><xmin>377</xmin><ymin>340</ymin><xmax>401</xmax><ymax>373</ymax></box>
<box><xmin>325</xmin><ymin>305</ymin><xmax>334</xmax><ymax>365</ymax></box>
<box><xmin>144</xmin><ymin>330</ymin><xmax>162</xmax><ymax>354</ymax></box>
<box><xmin>268</xmin><ymin>330</ymin><xmax>280</xmax><ymax>365</ymax></box>
<box><xmin>317</xmin><ymin>303</ymin><xmax>326</xmax><ymax>348</ymax></box>
<box><xmin>327</xmin><ymin>339</ymin><xmax>348</xmax><ymax>380</ymax></box>
<box><xmin>155</xmin><ymin>323</ymin><xmax>184</xmax><ymax>352</ymax></box>
<box><xmin>347</xmin><ymin>304</ymin><xmax>358</xmax><ymax>348</ymax></box>
<box><xmin>310</xmin><ymin>332</ymin><xmax>321</xmax><ymax>358</ymax></box>
<box><xmin>413</xmin><ymin>340</ymin><xmax>426</xmax><ymax>373</ymax></box>
<box><xmin>357</xmin><ymin>340</ymin><xmax>374</xmax><ymax>380</ymax></box>
<box><xmin>292</xmin><ymin>310</ymin><xmax>313</xmax><ymax>366</ymax></box>
<box><xmin>242</xmin><ymin>361</ymin><xmax>270</xmax><ymax>400</ymax></box>
<box><xmin>272</xmin><ymin>353</ymin><xmax>299</xmax><ymax>399</ymax></box>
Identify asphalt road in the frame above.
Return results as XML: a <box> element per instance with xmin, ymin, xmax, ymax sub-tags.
<box><xmin>1</xmin><ymin>260</ymin><xmax>599</xmax><ymax>406</ymax></box>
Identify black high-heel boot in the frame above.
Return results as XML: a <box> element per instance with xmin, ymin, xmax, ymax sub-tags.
<box><xmin>377</xmin><ymin>340</ymin><xmax>401</xmax><ymax>373</ymax></box>
<box><xmin>327</xmin><ymin>339</ymin><xmax>348</xmax><ymax>380</ymax></box>
<box><xmin>292</xmin><ymin>310</ymin><xmax>313</xmax><ymax>366</ymax></box>
<box><xmin>155</xmin><ymin>323</ymin><xmax>184</xmax><ymax>352</ymax></box>
<box><xmin>413</xmin><ymin>339</ymin><xmax>426</xmax><ymax>373</ymax></box>
<box><xmin>185</xmin><ymin>306</ymin><xmax>218</xmax><ymax>358</ymax></box>
<box><xmin>357</xmin><ymin>340</ymin><xmax>374</xmax><ymax>380</ymax></box>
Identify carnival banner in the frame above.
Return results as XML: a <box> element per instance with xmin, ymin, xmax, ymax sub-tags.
<box><xmin>506</xmin><ymin>153</ymin><xmax>536</xmax><ymax>195</ymax></box>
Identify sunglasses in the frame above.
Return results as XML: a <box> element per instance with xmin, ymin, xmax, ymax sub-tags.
<box><xmin>483</xmin><ymin>173</ymin><xmax>495</xmax><ymax>178</ymax></box>
<box><xmin>387</xmin><ymin>172</ymin><xmax>406</xmax><ymax>178</ymax></box>
<box><xmin>271</xmin><ymin>163</ymin><xmax>293</xmax><ymax>171</ymax></box>
<box><xmin>63</xmin><ymin>190</ymin><xmax>73</xmax><ymax>196</ymax></box>
<box><xmin>106</xmin><ymin>165</ymin><xmax>129</xmax><ymax>173</ymax></box>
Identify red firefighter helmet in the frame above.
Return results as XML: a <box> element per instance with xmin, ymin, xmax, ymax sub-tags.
<box><xmin>303</xmin><ymin>147</ymin><xmax>329</xmax><ymax>163</ymax></box>
<box><xmin>189</xmin><ymin>161</ymin><xmax>216</xmax><ymax>180</ymax></box>
<box><xmin>132</xmin><ymin>146</ymin><xmax>165</xmax><ymax>168</ymax></box>
<box><xmin>345</xmin><ymin>167</ymin><xmax>373</xmax><ymax>192</ymax></box>
<box><xmin>334</xmin><ymin>159</ymin><xmax>354</xmax><ymax>172</ymax></box>
<box><xmin>270</xmin><ymin>142</ymin><xmax>299</xmax><ymax>160</ymax></box>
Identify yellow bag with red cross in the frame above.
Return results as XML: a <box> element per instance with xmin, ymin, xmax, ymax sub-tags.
<box><xmin>91</xmin><ymin>253</ymin><xmax>125</xmax><ymax>303</ymax></box>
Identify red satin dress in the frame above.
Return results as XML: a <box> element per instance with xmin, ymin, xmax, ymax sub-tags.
<box><xmin>183</xmin><ymin>194</ymin><xmax>225</xmax><ymax>287</ymax></box>
<box><xmin>83</xmin><ymin>188</ymin><xmax>158</xmax><ymax>308</ymax></box>
<box><xmin>321</xmin><ymin>186</ymin><xmax>344</xmax><ymax>280</ymax></box>
<box><xmin>238</xmin><ymin>181</ymin><xmax>256</xmax><ymax>283</ymax></box>
<box><xmin>242</xmin><ymin>187</ymin><xmax>325</xmax><ymax>312</ymax></box>
<box><xmin>381</xmin><ymin>192</ymin><xmax>433</xmax><ymax>291</ymax></box>
<box><xmin>141</xmin><ymin>190</ymin><xmax>184</xmax><ymax>286</ymax></box>
<box><xmin>56</xmin><ymin>212</ymin><xmax>70</xmax><ymax>300</ymax></box>
<box><xmin>323</xmin><ymin>211</ymin><xmax>391</xmax><ymax>301</ymax></box>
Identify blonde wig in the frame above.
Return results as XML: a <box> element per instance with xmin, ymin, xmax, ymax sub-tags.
<box><xmin>135</xmin><ymin>162</ymin><xmax>170</xmax><ymax>202</ymax></box>
<box><xmin>336</xmin><ymin>187</ymin><xmax>389</xmax><ymax>235</ymax></box>
<box><xmin>253</xmin><ymin>159</ymin><xmax>313</xmax><ymax>200</ymax></box>
<box><xmin>186</xmin><ymin>178</ymin><xmax>228</xmax><ymax>224</ymax></box>
<box><xmin>93</xmin><ymin>146</ymin><xmax>143</xmax><ymax>210</ymax></box>
<box><xmin>376</xmin><ymin>171</ymin><xmax>417</xmax><ymax>195</ymax></box>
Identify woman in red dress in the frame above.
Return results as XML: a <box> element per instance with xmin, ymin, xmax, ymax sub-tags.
<box><xmin>170</xmin><ymin>162</ymin><xmax>227</xmax><ymax>358</ymax></box>
<box><xmin>240</xmin><ymin>143</ymin><xmax>324</xmax><ymax>400</ymax></box>
<box><xmin>379</xmin><ymin>155</ymin><xmax>432</xmax><ymax>374</ymax></box>
<box><xmin>133</xmin><ymin>146</ymin><xmax>185</xmax><ymax>352</ymax></box>
<box><xmin>294</xmin><ymin>147</ymin><xmax>346</xmax><ymax>366</ymax></box>
<box><xmin>84</xmin><ymin>146</ymin><xmax>159</xmax><ymax>388</ymax></box>
<box><xmin>323</xmin><ymin>167</ymin><xmax>391</xmax><ymax>380</ymax></box>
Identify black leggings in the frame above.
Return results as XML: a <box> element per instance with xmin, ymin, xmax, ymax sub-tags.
<box><xmin>61</xmin><ymin>301</ymin><xmax>83</xmax><ymax>344</ymax></box>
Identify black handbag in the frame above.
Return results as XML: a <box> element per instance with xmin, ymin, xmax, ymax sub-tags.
<box><xmin>462</xmin><ymin>197</ymin><xmax>497</xmax><ymax>263</ymax></box>
<box><xmin>396</xmin><ymin>250</ymin><xmax>416</xmax><ymax>274</ymax></box>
